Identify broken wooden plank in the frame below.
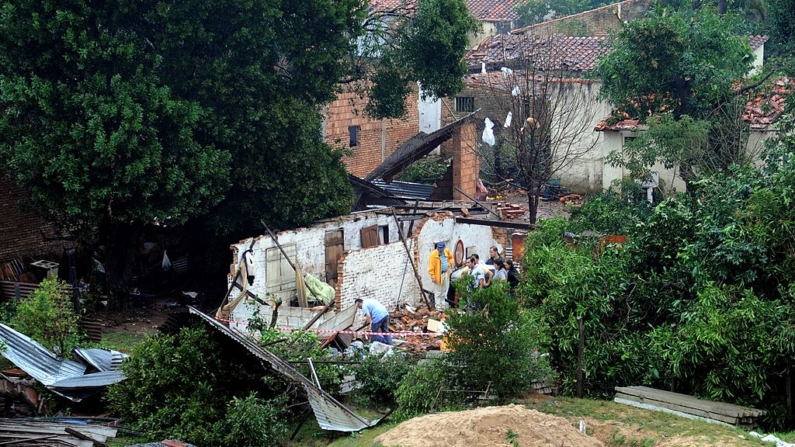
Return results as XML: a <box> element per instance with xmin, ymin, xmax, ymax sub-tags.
<box><xmin>615</xmin><ymin>386</ymin><xmax>766</xmax><ymax>418</ymax></box>
<box><xmin>615</xmin><ymin>393</ymin><xmax>740</xmax><ymax>425</ymax></box>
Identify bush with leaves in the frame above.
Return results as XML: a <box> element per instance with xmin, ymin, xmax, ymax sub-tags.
<box><xmin>208</xmin><ymin>393</ymin><xmax>289</xmax><ymax>447</ymax></box>
<box><xmin>394</xmin><ymin>359</ymin><xmax>463</xmax><ymax>419</ymax></box>
<box><xmin>395</xmin><ymin>155</ymin><xmax>451</xmax><ymax>184</ymax></box>
<box><xmin>106</xmin><ymin>324</ymin><xmax>281</xmax><ymax>445</ymax></box>
<box><xmin>444</xmin><ymin>280</ymin><xmax>553</xmax><ymax>399</ymax></box>
<box><xmin>248</xmin><ymin>308</ymin><xmax>346</xmax><ymax>395</ymax></box>
<box><xmin>351</xmin><ymin>351</ymin><xmax>416</xmax><ymax>408</ymax></box>
<box><xmin>11</xmin><ymin>278</ymin><xmax>81</xmax><ymax>356</ymax></box>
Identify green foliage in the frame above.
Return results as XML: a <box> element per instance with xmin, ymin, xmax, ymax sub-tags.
<box><xmin>106</xmin><ymin>324</ymin><xmax>271</xmax><ymax>444</ymax></box>
<box><xmin>395</xmin><ymin>155</ymin><xmax>451</xmax><ymax>184</ymax></box>
<box><xmin>366</xmin><ymin>0</ymin><xmax>479</xmax><ymax>119</ymax></box>
<box><xmin>445</xmin><ymin>281</ymin><xmax>554</xmax><ymax>399</ymax></box>
<box><xmin>351</xmin><ymin>352</ymin><xmax>416</xmax><ymax>407</ymax></box>
<box><xmin>11</xmin><ymin>279</ymin><xmax>80</xmax><ymax>356</ymax></box>
<box><xmin>0</xmin><ymin>0</ymin><xmax>231</xmax><ymax>240</ymax></box>
<box><xmin>522</xmin><ymin>149</ymin><xmax>795</xmax><ymax>427</ymax></box>
<box><xmin>394</xmin><ymin>359</ymin><xmax>463</xmax><ymax>419</ymax></box>
<box><xmin>208</xmin><ymin>393</ymin><xmax>290</xmax><ymax>447</ymax></box>
<box><xmin>598</xmin><ymin>7</ymin><xmax>753</xmax><ymax>122</ymax></box>
<box><xmin>253</xmin><ymin>321</ymin><xmax>345</xmax><ymax>394</ymax></box>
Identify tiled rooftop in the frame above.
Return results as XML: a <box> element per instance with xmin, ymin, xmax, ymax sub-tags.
<box><xmin>465</xmin><ymin>33</ymin><xmax>609</xmax><ymax>72</ymax></box>
<box><xmin>595</xmin><ymin>77</ymin><xmax>793</xmax><ymax>131</ymax></box>
<box><xmin>465</xmin><ymin>0</ymin><xmax>521</xmax><ymax>21</ymax></box>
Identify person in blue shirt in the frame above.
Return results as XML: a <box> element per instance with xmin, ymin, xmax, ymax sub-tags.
<box><xmin>355</xmin><ymin>298</ymin><xmax>392</xmax><ymax>345</ymax></box>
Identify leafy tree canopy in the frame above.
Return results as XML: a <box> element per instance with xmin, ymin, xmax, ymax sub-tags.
<box><xmin>363</xmin><ymin>0</ymin><xmax>480</xmax><ymax>118</ymax></box>
<box><xmin>597</xmin><ymin>7</ymin><xmax>754</xmax><ymax>122</ymax></box>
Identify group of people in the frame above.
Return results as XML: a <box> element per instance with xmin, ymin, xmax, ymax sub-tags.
<box><xmin>354</xmin><ymin>241</ymin><xmax>521</xmax><ymax>347</ymax></box>
<box><xmin>428</xmin><ymin>242</ymin><xmax>520</xmax><ymax>307</ymax></box>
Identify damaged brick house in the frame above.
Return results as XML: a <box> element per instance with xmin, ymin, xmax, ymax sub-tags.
<box><xmin>223</xmin><ymin>208</ymin><xmax>506</xmax><ymax>333</ymax></box>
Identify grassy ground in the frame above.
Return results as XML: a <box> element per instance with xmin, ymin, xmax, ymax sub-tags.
<box><xmin>286</xmin><ymin>396</ymin><xmax>794</xmax><ymax>447</ymax></box>
<box><xmin>100</xmin><ymin>331</ymin><xmax>149</xmax><ymax>352</ymax></box>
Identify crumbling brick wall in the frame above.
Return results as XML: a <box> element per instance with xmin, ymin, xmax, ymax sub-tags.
<box><xmin>0</xmin><ymin>177</ymin><xmax>76</xmax><ymax>263</ymax></box>
<box><xmin>324</xmin><ymin>84</ymin><xmax>420</xmax><ymax>178</ymax></box>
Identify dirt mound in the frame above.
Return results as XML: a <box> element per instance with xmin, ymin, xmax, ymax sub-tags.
<box><xmin>375</xmin><ymin>404</ymin><xmax>604</xmax><ymax>447</ymax></box>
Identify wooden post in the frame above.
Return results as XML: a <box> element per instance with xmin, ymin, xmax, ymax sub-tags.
<box><xmin>262</xmin><ymin>221</ymin><xmax>324</xmax><ymax>308</ymax></box>
<box><xmin>577</xmin><ymin>316</ymin><xmax>584</xmax><ymax>398</ymax></box>
<box><xmin>788</xmin><ymin>372</ymin><xmax>792</xmax><ymax>425</ymax></box>
<box><xmin>391</xmin><ymin>210</ymin><xmax>432</xmax><ymax>309</ymax></box>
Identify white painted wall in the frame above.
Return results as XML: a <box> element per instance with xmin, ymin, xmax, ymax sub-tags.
<box><xmin>339</xmin><ymin>241</ymin><xmax>421</xmax><ymax>329</ymax></box>
<box><xmin>416</xmin><ymin>219</ymin><xmax>500</xmax><ymax>295</ymax></box>
<box><xmin>226</xmin><ymin>213</ymin><xmax>501</xmax><ymax>329</ymax></box>
<box><xmin>550</xmin><ymin>82</ymin><xmax>613</xmax><ymax>193</ymax></box>
<box><xmin>600</xmin><ymin>129</ymin><xmax>775</xmax><ymax>194</ymax></box>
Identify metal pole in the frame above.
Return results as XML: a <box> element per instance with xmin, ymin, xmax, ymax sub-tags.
<box><xmin>577</xmin><ymin>316</ymin><xmax>584</xmax><ymax>398</ymax></box>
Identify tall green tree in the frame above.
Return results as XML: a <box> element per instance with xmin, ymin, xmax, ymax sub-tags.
<box><xmin>362</xmin><ymin>0</ymin><xmax>480</xmax><ymax>118</ymax></box>
<box><xmin>0</xmin><ymin>0</ymin><xmax>232</xmax><ymax>302</ymax></box>
<box><xmin>0</xmin><ymin>0</ymin><xmax>479</xmax><ymax>303</ymax></box>
<box><xmin>597</xmin><ymin>7</ymin><xmax>758</xmax><ymax>190</ymax></box>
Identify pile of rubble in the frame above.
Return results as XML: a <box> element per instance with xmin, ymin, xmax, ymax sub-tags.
<box><xmin>496</xmin><ymin>202</ymin><xmax>527</xmax><ymax>219</ymax></box>
<box><xmin>389</xmin><ymin>304</ymin><xmax>444</xmax><ymax>352</ymax></box>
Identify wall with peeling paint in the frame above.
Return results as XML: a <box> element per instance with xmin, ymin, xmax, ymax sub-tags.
<box><xmin>225</xmin><ymin>210</ymin><xmax>501</xmax><ymax>329</ymax></box>
<box><xmin>416</xmin><ymin>217</ymin><xmax>502</xmax><ymax>296</ymax></box>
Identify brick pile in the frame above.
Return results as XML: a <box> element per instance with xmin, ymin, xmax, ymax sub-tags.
<box><xmin>389</xmin><ymin>305</ymin><xmax>444</xmax><ymax>352</ymax></box>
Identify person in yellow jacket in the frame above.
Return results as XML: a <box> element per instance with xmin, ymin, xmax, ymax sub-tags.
<box><xmin>428</xmin><ymin>241</ymin><xmax>453</xmax><ymax>309</ymax></box>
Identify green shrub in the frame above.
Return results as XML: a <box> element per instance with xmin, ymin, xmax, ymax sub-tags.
<box><xmin>394</xmin><ymin>359</ymin><xmax>462</xmax><ymax>419</ymax></box>
<box><xmin>445</xmin><ymin>280</ymin><xmax>554</xmax><ymax>400</ymax></box>
<box><xmin>351</xmin><ymin>351</ymin><xmax>416</xmax><ymax>408</ymax></box>
<box><xmin>252</xmin><ymin>317</ymin><xmax>346</xmax><ymax>395</ymax></box>
<box><xmin>11</xmin><ymin>278</ymin><xmax>80</xmax><ymax>355</ymax></box>
<box><xmin>106</xmin><ymin>324</ymin><xmax>273</xmax><ymax>445</ymax></box>
<box><xmin>209</xmin><ymin>393</ymin><xmax>289</xmax><ymax>447</ymax></box>
<box><xmin>396</xmin><ymin>155</ymin><xmax>450</xmax><ymax>184</ymax></box>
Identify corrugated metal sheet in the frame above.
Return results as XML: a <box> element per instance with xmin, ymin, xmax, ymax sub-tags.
<box><xmin>0</xmin><ymin>323</ymin><xmax>86</xmax><ymax>385</ymax></box>
<box><xmin>72</xmin><ymin>348</ymin><xmax>128</xmax><ymax>372</ymax></box>
<box><xmin>0</xmin><ymin>324</ymin><xmax>127</xmax><ymax>402</ymax></box>
<box><xmin>188</xmin><ymin>307</ymin><xmax>381</xmax><ymax>432</ymax></box>
<box><xmin>371</xmin><ymin>180</ymin><xmax>435</xmax><ymax>200</ymax></box>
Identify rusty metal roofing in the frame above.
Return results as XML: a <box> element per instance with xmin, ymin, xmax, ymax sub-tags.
<box><xmin>188</xmin><ymin>307</ymin><xmax>382</xmax><ymax>432</ymax></box>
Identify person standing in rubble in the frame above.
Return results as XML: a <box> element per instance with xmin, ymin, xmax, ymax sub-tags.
<box><xmin>355</xmin><ymin>298</ymin><xmax>392</xmax><ymax>345</ymax></box>
<box><xmin>428</xmin><ymin>240</ymin><xmax>453</xmax><ymax>309</ymax></box>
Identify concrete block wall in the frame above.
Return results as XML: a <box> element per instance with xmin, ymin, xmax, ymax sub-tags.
<box><xmin>0</xmin><ymin>177</ymin><xmax>76</xmax><ymax>263</ymax></box>
<box><xmin>324</xmin><ymin>84</ymin><xmax>421</xmax><ymax>178</ymax></box>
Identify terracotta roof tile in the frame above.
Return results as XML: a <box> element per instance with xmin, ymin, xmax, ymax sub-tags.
<box><xmin>465</xmin><ymin>33</ymin><xmax>609</xmax><ymax>72</ymax></box>
<box><xmin>748</xmin><ymin>35</ymin><xmax>769</xmax><ymax>52</ymax></box>
<box><xmin>465</xmin><ymin>0</ymin><xmax>521</xmax><ymax>21</ymax></box>
<box><xmin>595</xmin><ymin>77</ymin><xmax>793</xmax><ymax>131</ymax></box>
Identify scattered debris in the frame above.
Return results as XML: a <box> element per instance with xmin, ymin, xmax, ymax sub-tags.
<box><xmin>0</xmin><ymin>324</ymin><xmax>127</xmax><ymax>402</ymax></box>
<box><xmin>559</xmin><ymin>194</ymin><xmax>583</xmax><ymax>206</ymax></box>
<box><xmin>0</xmin><ymin>419</ymin><xmax>118</xmax><ymax>446</ymax></box>
<box><xmin>387</xmin><ymin>305</ymin><xmax>444</xmax><ymax>352</ymax></box>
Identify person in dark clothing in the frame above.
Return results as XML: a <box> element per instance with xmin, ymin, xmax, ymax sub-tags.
<box><xmin>485</xmin><ymin>246</ymin><xmax>504</xmax><ymax>266</ymax></box>
<box><xmin>505</xmin><ymin>259</ymin><xmax>520</xmax><ymax>295</ymax></box>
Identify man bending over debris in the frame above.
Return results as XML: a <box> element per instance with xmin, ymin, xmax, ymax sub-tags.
<box><xmin>355</xmin><ymin>298</ymin><xmax>393</xmax><ymax>345</ymax></box>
